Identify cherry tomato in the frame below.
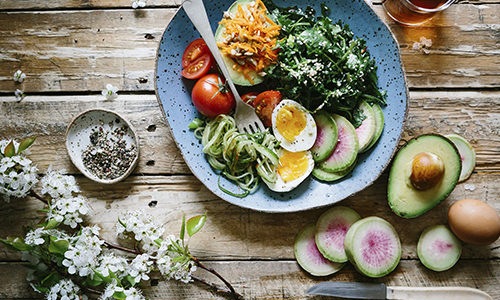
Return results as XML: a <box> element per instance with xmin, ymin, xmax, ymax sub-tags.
<box><xmin>253</xmin><ymin>90</ymin><xmax>282</xmax><ymax>127</ymax></box>
<box><xmin>181</xmin><ymin>39</ymin><xmax>214</xmax><ymax>79</ymax></box>
<box><xmin>192</xmin><ymin>74</ymin><xmax>235</xmax><ymax>118</ymax></box>
<box><xmin>241</xmin><ymin>92</ymin><xmax>258</xmax><ymax>106</ymax></box>
<box><xmin>182</xmin><ymin>38</ymin><xmax>210</xmax><ymax>68</ymax></box>
<box><xmin>181</xmin><ymin>53</ymin><xmax>214</xmax><ymax>79</ymax></box>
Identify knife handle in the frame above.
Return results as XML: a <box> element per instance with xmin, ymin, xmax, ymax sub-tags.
<box><xmin>386</xmin><ymin>286</ymin><xmax>492</xmax><ymax>300</ymax></box>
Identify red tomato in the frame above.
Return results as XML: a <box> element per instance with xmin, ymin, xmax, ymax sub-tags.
<box><xmin>192</xmin><ymin>74</ymin><xmax>235</xmax><ymax>118</ymax></box>
<box><xmin>182</xmin><ymin>39</ymin><xmax>213</xmax><ymax>79</ymax></box>
<box><xmin>241</xmin><ymin>92</ymin><xmax>258</xmax><ymax>106</ymax></box>
<box><xmin>253</xmin><ymin>90</ymin><xmax>282</xmax><ymax>127</ymax></box>
<box><xmin>181</xmin><ymin>53</ymin><xmax>214</xmax><ymax>79</ymax></box>
<box><xmin>182</xmin><ymin>38</ymin><xmax>210</xmax><ymax>68</ymax></box>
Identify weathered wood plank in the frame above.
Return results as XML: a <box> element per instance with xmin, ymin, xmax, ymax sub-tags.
<box><xmin>0</xmin><ymin>5</ymin><xmax>498</xmax><ymax>92</ymax></box>
<box><xmin>1</xmin><ymin>91</ymin><xmax>498</xmax><ymax>174</ymax></box>
<box><xmin>0</xmin><ymin>260</ymin><xmax>498</xmax><ymax>299</ymax></box>
<box><xmin>1</xmin><ymin>171</ymin><xmax>498</xmax><ymax>261</ymax></box>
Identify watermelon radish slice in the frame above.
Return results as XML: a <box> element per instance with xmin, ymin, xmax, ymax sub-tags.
<box><xmin>344</xmin><ymin>216</ymin><xmax>401</xmax><ymax>278</ymax></box>
<box><xmin>445</xmin><ymin>134</ymin><xmax>476</xmax><ymax>182</ymax></box>
<box><xmin>315</xmin><ymin>206</ymin><xmax>361</xmax><ymax>263</ymax></box>
<box><xmin>355</xmin><ymin>101</ymin><xmax>376</xmax><ymax>153</ymax></box>
<box><xmin>312</xmin><ymin>159</ymin><xmax>356</xmax><ymax>182</ymax></box>
<box><xmin>294</xmin><ymin>223</ymin><xmax>344</xmax><ymax>276</ymax></box>
<box><xmin>311</xmin><ymin>111</ymin><xmax>338</xmax><ymax>162</ymax></box>
<box><xmin>363</xmin><ymin>103</ymin><xmax>385</xmax><ymax>152</ymax></box>
<box><xmin>417</xmin><ymin>224</ymin><xmax>462</xmax><ymax>272</ymax></box>
<box><xmin>317</xmin><ymin>114</ymin><xmax>359</xmax><ymax>173</ymax></box>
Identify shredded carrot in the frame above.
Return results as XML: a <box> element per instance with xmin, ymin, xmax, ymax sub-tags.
<box><xmin>217</xmin><ymin>0</ymin><xmax>281</xmax><ymax>84</ymax></box>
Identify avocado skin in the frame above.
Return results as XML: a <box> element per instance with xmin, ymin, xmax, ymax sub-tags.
<box><xmin>387</xmin><ymin>134</ymin><xmax>462</xmax><ymax>218</ymax></box>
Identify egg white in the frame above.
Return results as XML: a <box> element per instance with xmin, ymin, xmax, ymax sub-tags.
<box><xmin>271</xmin><ymin>99</ymin><xmax>317</xmax><ymax>152</ymax></box>
<box><xmin>263</xmin><ymin>148</ymin><xmax>315</xmax><ymax>192</ymax></box>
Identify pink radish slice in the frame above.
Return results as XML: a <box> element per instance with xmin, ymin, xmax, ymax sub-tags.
<box><xmin>315</xmin><ymin>206</ymin><xmax>361</xmax><ymax>263</ymax></box>
<box><xmin>294</xmin><ymin>223</ymin><xmax>344</xmax><ymax>276</ymax></box>
<box><xmin>417</xmin><ymin>224</ymin><xmax>462</xmax><ymax>272</ymax></box>
<box><xmin>344</xmin><ymin>216</ymin><xmax>401</xmax><ymax>278</ymax></box>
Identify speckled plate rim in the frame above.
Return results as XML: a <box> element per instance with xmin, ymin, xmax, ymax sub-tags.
<box><xmin>154</xmin><ymin>0</ymin><xmax>409</xmax><ymax>213</ymax></box>
<box><xmin>65</xmin><ymin>108</ymin><xmax>140</xmax><ymax>184</ymax></box>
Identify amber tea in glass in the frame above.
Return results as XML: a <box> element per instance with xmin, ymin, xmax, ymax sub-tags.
<box><xmin>382</xmin><ymin>0</ymin><xmax>455</xmax><ymax>25</ymax></box>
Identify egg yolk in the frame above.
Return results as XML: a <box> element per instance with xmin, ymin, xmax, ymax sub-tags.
<box><xmin>276</xmin><ymin>104</ymin><xmax>307</xmax><ymax>142</ymax></box>
<box><xmin>277</xmin><ymin>150</ymin><xmax>309</xmax><ymax>182</ymax></box>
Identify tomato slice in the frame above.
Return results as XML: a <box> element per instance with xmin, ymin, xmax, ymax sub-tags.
<box><xmin>182</xmin><ymin>38</ymin><xmax>210</xmax><ymax>68</ymax></box>
<box><xmin>181</xmin><ymin>53</ymin><xmax>214</xmax><ymax>80</ymax></box>
<box><xmin>253</xmin><ymin>90</ymin><xmax>282</xmax><ymax>127</ymax></box>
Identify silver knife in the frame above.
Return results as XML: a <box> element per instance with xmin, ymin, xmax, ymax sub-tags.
<box><xmin>306</xmin><ymin>282</ymin><xmax>492</xmax><ymax>300</ymax></box>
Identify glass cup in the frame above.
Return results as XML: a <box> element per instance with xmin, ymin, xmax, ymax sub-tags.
<box><xmin>382</xmin><ymin>0</ymin><xmax>455</xmax><ymax>26</ymax></box>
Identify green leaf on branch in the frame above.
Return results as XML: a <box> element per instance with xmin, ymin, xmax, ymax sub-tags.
<box><xmin>44</xmin><ymin>219</ymin><xmax>61</xmax><ymax>230</ymax></box>
<box><xmin>48</xmin><ymin>236</ymin><xmax>69</xmax><ymax>255</ymax></box>
<box><xmin>186</xmin><ymin>213</ymin><xmax>207</xmax><ymax>237</ymax></box>
<box><xmin>113</xmin><ymin>291</ymin><xmax>127</xmax><ymax>300</ymax></box>
<box><xmin>3</xmin><ymin>140</ymin><xmax>15</xmax><ymax>157</ymax></box>
<box><xmin>18</xmin><ymin>136</ymin><xmax>36</xmax><ymax>154</ymax></box>
<box><xmin>180</xmin><ymin>214</ymin><xmax>186</xmax><ymax>241</ymax></box>
<box><xmin>0</xmin><ymin>237</ymin><xmax>32</xmax><ymax>251</ymax></box>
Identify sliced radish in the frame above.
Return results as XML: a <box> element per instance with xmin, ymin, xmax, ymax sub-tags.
<box><xmin>312</xmin><ymin>160</ymin><xmax>356</xmax><ymax>182</ymax></box>
<box><xmin>344</xmin><ymin>216</ymin><xmax>401</xmax><ymax>278</ymax></box>
<box><xmin>355</xmin><ymin>101</ymin><xmax>376</xmax><ymax>153</ymax></box>
<box><xmin>311</xmin><ymin>111</ymin><xmax>338</xmax><ymax>163</ymax></box>
<box><xmin>363</xmin><ymin>103</ymin><xmax>384</xmax><ymax>152</ymax></box>
<box><xmin>417</xmin><ymin>224</ymin><xmax>462</xmax><ymax>272</ymax></box>
<box><xmin>294</xmin><ymin>223</ymin><xmax>344</xmax><ymax>276</ymax></box>
<box><xmin>317</xmin><ymin>114</ymin><xmax>359</xmax><ymax>173</ymax></box>
<box><xmin>445</xmin><ymin>134</ymin><xmax>476</xmax><ymax>182</ymax></box>
<box><xmin>315</xmin><ymin>206</ymin><xmax>361</xmax><ymax>263</ymax></box>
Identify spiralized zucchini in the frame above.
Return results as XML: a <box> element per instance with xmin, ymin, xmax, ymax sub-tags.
<box><xmin>190</xmin><ymin>115</ymin><xmax>280</xmax><ymax>197</ymax></box>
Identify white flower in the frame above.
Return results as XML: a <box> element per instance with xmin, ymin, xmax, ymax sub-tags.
<box><xmin>95</xmin><ymin>253</ymin><xmax>128</xmax><ymax>277</ymax></box>
<box><xmin>13</xmin><ymin>70</ymin><xmax>26</xmax><ymax>83</ymax></box>
<box><xmin>14</xmin><ymin>89</ymin><xmax>25</xmax><ymax>101</ymax></box>
<box><xmin>101</xmin><ymin>84</ymin><xmax>118</xmax><ymax>100</ymax></box>
<box><xmin>0</xmin><ymin>141</ymin><xmax>38</xmax><ymax>202</ymax></box>
<box><xmin>48</xmin><ymin>195</ymin><xmax>91</xmax><ymax>228</ymax></box>
<box><xmin>40</xmin><ymin>170</ymin><xmax>80</xmax><ymax>199</ymax></box>
<box><xmin>100</xmin><ymin>281</ymin><xmax>145</xmax><ymax>300</ymax></box>
<box><xmin>132</xmin><ymin>0</ymin><xmax>146</xmax><ymax>9</ymax></box>
<box><xmin>155</xmin><ymin>235</ymin><xmax>196</xmax><ymax>283</ymax></box>
<box><xmin>46</xmin><ymin>279</ymin><xmax>84</xmax><ymax>300</ymax></box>
<box><xmin>62</xmin><ymin>226</ymin><xmax>103</xmax><ymax>277</ymax></box>
<box><xmin>25</xmin><ymin>228</ymin><xmax>47</xmax><ymax>246</ymax></box>
<box><xmin>127</xmin><ymin>253</ymin><xmax>153</xmax><ymax>283</ymax></box>
<box><xmin>117</xmin><ymin>210</ymin><xmax>165</xmax><ymax>253</ymax></box>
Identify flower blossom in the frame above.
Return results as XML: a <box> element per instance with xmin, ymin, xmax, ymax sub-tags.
<box><xmin>62</xmin><ymin>226</ymin><xmax>104</xmax><ymax>276</ymax></box>
<box><xmin>132</xmin><ymin>0</ymin><xmax>146</xmax><ymax>9</ymax></box>
<box><xmin>13</xmin><ymin>70</ymin><xmax>26</xmax><ymax>83</ymax></box>
<box><xmin>47</xmin><ymin>195</ymin><xmax>91</xmax><ymax>228</ymax></box>
<box><xmin>14</xmin><ymin>89</ymin><xmax>25</xmax><ymax>101</ymax></box>
<box><xmin>46</xmin><ymin>279</ymin><xmax>86</xmax><ymax>300</ymax></box>
<box><xmin>40</xmin><ymin>169</ymin><xmax>80</xmax><ymax>199</ymax></box>
<box><xmin>101</xmin><ymin>83</ymin><xmax>118</xmax><ymax>100</ymax></box>
<box><xmin>116</xmin><ymin>210</ymin><xmax>165</xmax><ymax>253</ymax></box>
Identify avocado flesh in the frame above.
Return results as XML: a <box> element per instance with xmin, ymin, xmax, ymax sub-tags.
<box><xmin>388</xmin><ymin>134</ymin><xmax>461</xmax><ymax>218</ymax></box>
<box><xmin>214</xmin><ymin>0</ymin><xmax>265</xmax><ymax>86</ymax></box>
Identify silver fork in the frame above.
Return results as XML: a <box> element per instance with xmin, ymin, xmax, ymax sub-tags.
<box><xmin>182</xmin><ymin>0</ymin><xmax>265</xmax><ymax>134</ymax></box>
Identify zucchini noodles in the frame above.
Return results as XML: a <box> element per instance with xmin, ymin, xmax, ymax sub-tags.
<box><xmin>190</xmin><ymin>115</ymin><xmax>280</xmax><ymax>197</ymax></box>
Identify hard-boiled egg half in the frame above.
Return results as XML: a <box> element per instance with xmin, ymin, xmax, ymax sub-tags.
<box><xmin>271</xmin><ymin>99</ymin><xmax>317</xmax><ymax>152</ymax></box>
<box><xmin>263</xmin><ymin>148</ymin><xmax>315</xmax><ymax>192</ymax></box>
<box><xmin>263</xmin><ymin>99</ymin><xmax>317</xmax><ymax>192</ymax></box>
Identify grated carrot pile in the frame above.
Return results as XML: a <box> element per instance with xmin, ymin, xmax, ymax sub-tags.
<box><xmin>217</xmin><ymin>0</ymin><xmax>281</xmax><ymax>84</ymax></box>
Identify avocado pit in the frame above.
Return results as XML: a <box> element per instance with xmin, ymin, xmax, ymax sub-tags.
<box><xmin>410</xmin><ymin>152</ymin><xmax>445</xmax><ymax>190</ymax></box>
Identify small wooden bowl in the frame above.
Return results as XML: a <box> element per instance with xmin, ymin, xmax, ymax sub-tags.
<box><xmin>65</xmin><ymin>109</ymin><xmax>139</xmax><ymax>184</ymax></box>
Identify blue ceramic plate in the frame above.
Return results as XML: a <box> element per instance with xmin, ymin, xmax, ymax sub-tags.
<box><xmin>155</xmin><ymin>0</ymin><xmax>408</xmax><ymax>213</ymax></box>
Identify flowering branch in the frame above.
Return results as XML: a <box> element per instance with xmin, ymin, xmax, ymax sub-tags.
<box><xmin>0</xmin><ymin>138</ymin><xmax>240</xmax><ymax>299</ymax></box>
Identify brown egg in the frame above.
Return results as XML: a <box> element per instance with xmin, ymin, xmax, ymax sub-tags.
<box><xmin>448</xmin><ymin>199</ymin><xmax>500</xmax><ymax>245</ymax></box>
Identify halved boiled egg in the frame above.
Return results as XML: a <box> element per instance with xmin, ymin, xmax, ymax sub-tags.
<box><xmin>272</xmin><ymin>99</ymin><xmax>317</xmax><ymax>152</ymax></box>
<box><xmin>263</xmin><ymin>148</ymin><xmax>314</xmax><ymax>192</ymax></box>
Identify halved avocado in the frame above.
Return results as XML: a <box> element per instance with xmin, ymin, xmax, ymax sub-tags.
<box><xmin>214</xmin><ymin>0</ymin><xmax>265</xmax><ymax>86</ymax></box>
<box><xmin>388</xmin><ymin>134</ymin><xmax>461</xmax><ymax>218</ymax></box>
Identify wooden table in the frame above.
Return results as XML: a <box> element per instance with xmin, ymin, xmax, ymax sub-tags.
<box><xmin>0</xmin><ymin>0</ymin><xmax>498</xmax><ymax>299</ymax></box>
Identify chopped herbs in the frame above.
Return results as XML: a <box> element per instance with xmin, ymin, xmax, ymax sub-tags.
<box><xmin>82</xmin><ymin>121</ymin><xmax>137</xmax><ymax>180</ymax></box>
<box><xmin>263</xmin><ymin>1</ymin><xmax>386</xmax><ymax>126</ymax></box>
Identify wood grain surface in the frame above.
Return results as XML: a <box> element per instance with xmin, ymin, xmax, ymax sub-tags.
<box><xmin>0</xmin><ymin>0</ymin><xmax>499</xmax><ymax>299</ymax></box>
